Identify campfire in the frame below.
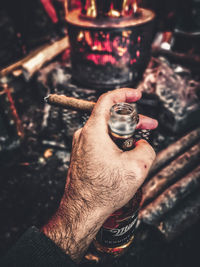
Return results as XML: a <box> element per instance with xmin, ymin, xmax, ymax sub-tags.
<box><xmin>0</xmin><ymin>0</ymin><xmax>200</xmax><ymax>266</ymax></box>
<box><xmin>66</xmin><ymin>0</ymin><xmax>155</xmax><ymax>88</ymax></box>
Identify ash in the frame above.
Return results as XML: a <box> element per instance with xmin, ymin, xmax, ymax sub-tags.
<box><xmin>139</xmin><ymin>57</ymin><xmax>200</xmax><ymax>134</ymax></box>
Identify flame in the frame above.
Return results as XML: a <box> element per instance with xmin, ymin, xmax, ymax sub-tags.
<box><xmin>122</xmin><ymin>0</ymin><xmax>138</xmax><ymax>16</ymax></box>
<box><xmin>86</xmin><ymin>54</ymin><xmax>116</xmax><ymax>65</ymax></box>
<box><xmin>64</xmin><ymin>0</ymin><xmax>68</xmax><ymax>20</ymax></box>
<box><xmin>77</xmin><ymin>31</ymin><xmax>84</xmax><ymax>42</ymax></box>
<box><xmin>108</xmin><ymin>2</ymin><xmax>121</xmax><ymax>18</ymax></box>
<box><xmin>76</xmin><ymin>29</ymin><xmax>141</xmax><ymax>67</ymax></box>
<box><xmin>85</xmin><ymin>0</ymin><xmax>97</xmax><ymax>18</ymax></box>
<box><xmin>133</xmin><ymin>0</ymin><xmax>138</xmax><ymax>13</ymax></box>
<box><xmin>81</xmin><ymin>0</ymin><xmax>138</xmax><ymax>19</ymax></box>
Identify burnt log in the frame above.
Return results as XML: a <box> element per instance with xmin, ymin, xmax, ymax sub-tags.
<box><xmin>142</xmin><ymin>142</ymin><xmax>200</xmax><ymax>205</ymax></box>
<box><xmin>139</xmin><ymin>165</ymin><xmax>200</xmax><ymax>225</ymax></box>
<box><xmin>139</xmin><ymin>57</ymin><xmax>200</xmax><ymax>134</ymax></box>
<box><xmin>152</xmin><ymin>47</ymin><xmax>200</xmax><ymax>67</ymax></box>
<box><xmin>0</xmin><ymin>36</ymin><xmax>69</xmax><ymax>80</ymax></box>
<box><xmin>150</xmin><ymin>127</ymin><xmax>200</xmax><ymax>176</ymax></box>
<box><xmin>0</xmin><ymin>44</ymin><xmax>49</xmax><ymax>77</ymax></box>
<box><xmin>22</xmin><ymin>36</ymin><xmax>69</xmax><ymax>80</ymax></box>
<box><xmin>156</xmin><ymin>190</ymin><xmax>200</xmax><ymax>241</ymax></box>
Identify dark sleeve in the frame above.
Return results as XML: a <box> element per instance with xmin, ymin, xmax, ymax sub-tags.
<box><xmin>1</xmin><ymin>226</ymin><xmax>78</xmax><ymax>267</ymax></box>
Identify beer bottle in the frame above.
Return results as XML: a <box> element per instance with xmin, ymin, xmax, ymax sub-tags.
<box><xmin>93</xmin><ymin>102</ymin><xmax>142</xmax><ymax>258</ymax></box>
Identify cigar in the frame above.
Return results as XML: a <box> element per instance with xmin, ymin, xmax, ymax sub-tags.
<box><xmin>44</xmin><ymin>94</ymin><xmax>96</xmax><ymax>112</ymax></box>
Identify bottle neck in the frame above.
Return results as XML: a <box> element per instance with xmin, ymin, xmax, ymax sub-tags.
<box><xmin>109</xmin><ymin>129</ymin><xmax>134</xmax><ymax>140</ymax></box>
<box><xmin>108</xmin><ymin>102</ymin><xmax>139</xmax><ymax>140</ymax></box>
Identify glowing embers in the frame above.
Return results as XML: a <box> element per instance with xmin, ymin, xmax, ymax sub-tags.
<box><xmin>76</xmin><ymin>30</ymin><xmax>141</xmax><ymax>66</ymax></box>
<box><xmin>81</xmin><ymin>0</ymin><xmax>138</xmax><ymax>19</ymax></box>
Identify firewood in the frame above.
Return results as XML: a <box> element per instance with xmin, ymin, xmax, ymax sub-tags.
<box><xmin>0</xmin><ymin>36</ymin><xmax>69</xmax><ymax>79</ymax></box>
<box><xmin>152</xmin><ymin>47</ymin><xmax>200</xmax><ymax>67</ymax></box>
<box><xmin>139</xmin><ymin>165</ymin><xmax>200</xmax><ymax>225</ymax></box>
<box><xmin>156</xmin><ymin>190</ymin><xmax>200</xmax><ymax>241</ymax></box>
<box><xmin>0</xmin><ymin>43</ymin><xmax>49</xmax><ymax>77</ymax></box>
<box><xmin>22</xmin><ymin>36</ymin><xmax>69</xmax><ymax>80</ymax></box>
<box><xmin>142</xmin><ymin>142</ymin><xmax>200</xmax><ymax>205</ymax></box>
<box><xmin>150</xmin><ymin>127</ymin><xmax>200</xmax><ymax>176</ymax></box>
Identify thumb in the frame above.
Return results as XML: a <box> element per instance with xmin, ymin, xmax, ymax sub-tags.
<box><xmin>124</xmin><ymin>139</ymin><xmax>156</xmax><ymax>181</ymax></box>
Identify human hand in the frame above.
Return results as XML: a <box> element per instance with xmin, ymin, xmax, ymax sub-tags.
<box><xmin>42</xmin><ymin>88</ymin><xmax>158</xmax><ymax>262</ymax></box>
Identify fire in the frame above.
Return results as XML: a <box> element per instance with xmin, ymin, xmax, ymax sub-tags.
<box><xmin>108</xmin><ymin>2</ymin><xmax>121</xmax><ymax>18</ymax></box>
<box><xmin>83</xmin><ymin>0</ymin><xmax>97</xmax><ymax>18</ymax></box>
<box><xmin>76</xmin><ymin>29</ymin><xmax>141</xmax><ymax>66</ymax></box>
<box><xmin>81</xmin><ymin>0</ymin><xmax>138</xmax><ymax>19</ymax></box>
<box><xmin>122</xmin><ymin>0</ymin><xmax>138</xmax><ymax>16</ymax></box>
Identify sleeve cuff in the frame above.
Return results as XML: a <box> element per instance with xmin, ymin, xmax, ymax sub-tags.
<box><xmin>1</xmin><ymin>226</ymin><xmax>77</xmax><ymax>267</ymax></box>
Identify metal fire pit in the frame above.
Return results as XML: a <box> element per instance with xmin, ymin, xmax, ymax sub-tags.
<box><xmin>66</xmin><ymin>6</ymin><xmax>155</xmax><ymax>89</ymax></box>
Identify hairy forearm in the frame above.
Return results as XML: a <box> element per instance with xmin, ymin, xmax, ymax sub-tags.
<box><xmin>41</xmin><ymin>175</ymin><xmax>109</xmax><ymax>262</ymax></box>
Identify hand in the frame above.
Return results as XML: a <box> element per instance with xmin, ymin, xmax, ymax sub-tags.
<box><xmin>42</xmin><ymin>88</ymin><xmax>158</xmax><ymax>262</ymax></box>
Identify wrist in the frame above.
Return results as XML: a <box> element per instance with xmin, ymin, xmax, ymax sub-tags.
<box><xmin>41</xmin><ymin>188</ymin><xmax>110</xmax><ymax>262</ymax></box>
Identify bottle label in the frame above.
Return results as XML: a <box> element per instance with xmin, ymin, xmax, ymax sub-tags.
<box><xmin>96</xmin><ymin>210</ymin><xmax>139</xmax><ymax>248</ymax></box>
<box><xmin>112</xmin><ymin>136</ymin><xmax>135</xmax><ymax>151</ymax></box>
<box><xmin>122</xmin><ymin>137</ymin><xmax>135</xmax><ymax>150</ymax></box>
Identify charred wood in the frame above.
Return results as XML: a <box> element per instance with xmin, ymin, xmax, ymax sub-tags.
<box><xmin>156</xmin><ymin>190</ymin><xmax>200</xmax><ymax>241</ymax></box>
<box><xmin>140</xmin><ymin>165</ymin><xmax>200</xmax><ymax>225</ymax></box>
<box><xmin>152</xmin><ymin>47</ymin><xmax>200</xmax><ymax>67</ymax></box>
<box><xmin>142</xmin><ymin>142</ymin><xmax>200</xmax><ymax>205</ymax></box>
<box><xmin>150</xmin><ymin>127</ymin><xmax>200</xmax><ymax>176</ymax></box>
<box><xmin>0</xmin><ymin>36</ymin><xmax>69</xmax><ymax>80</ymax></box>
<box><xmin>22</xmin><ymin>36</ymin><xmax>69</xmax><ymax>80</ymax></box>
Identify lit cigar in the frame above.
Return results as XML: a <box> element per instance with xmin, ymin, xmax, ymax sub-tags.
<box><xmin>44</xmin><ymin>94</ymin><xmax>95</xmax><ymax>112</ymax></box>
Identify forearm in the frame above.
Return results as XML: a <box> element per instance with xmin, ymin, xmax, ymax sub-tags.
<box><xmin>41</xmin><ymin>176</ymin><xmax>110</xmax><ymax>263</ymax></box>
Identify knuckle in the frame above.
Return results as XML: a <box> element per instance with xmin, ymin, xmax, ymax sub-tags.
<box><xmin>74</xmin><ymin>128</ymin><xmax>82</xmax><ymax>138</ymax></box>
<box><xmin>139</xmin><ymin>139</ymin><xmax>156</xmax><ymax>160</ymax></box>
<box><xmin>73</xmin><ymin>128</ymin><xmax>82</xmax><ymax>143</ymax></box>
<box><xmin>98</xmin><ymin>92</ymin><xmax>109</xmax><ymax>102</ymax></box>
<box><xmin>82</xmin><ymin>124</ymin><xmax>89</xmax><ymax>136</ymax></box>
<box><xmin>98</xmin><ymin>90</ymin><xmax>114</xmax><ymax>103</ymax></box>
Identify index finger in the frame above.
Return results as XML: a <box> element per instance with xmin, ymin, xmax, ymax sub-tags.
<box><xmin>90</xmin><ymin>88</ymin><xmax>141</xmax><ymax>123</ymax></box>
